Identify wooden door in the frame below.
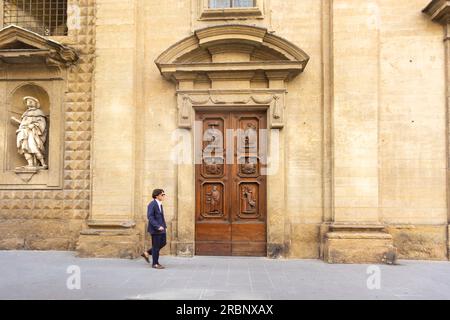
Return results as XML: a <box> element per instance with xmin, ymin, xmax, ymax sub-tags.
<box><xmin>195</xmin><ymin>110</ymin><xmax>267</xmax><ymax>256</ymax></box>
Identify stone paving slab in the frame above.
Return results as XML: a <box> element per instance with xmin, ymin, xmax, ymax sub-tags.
<box><xmin>0</xmin><ymin>251</ymin><xmax>449</xmax><ymax>300</ymax></box>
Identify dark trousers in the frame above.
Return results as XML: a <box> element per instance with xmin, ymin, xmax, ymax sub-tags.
<box><xmin>147</xmin><ymin>233</ymin><xmax>166</xmax><ymax>265</ymax></box>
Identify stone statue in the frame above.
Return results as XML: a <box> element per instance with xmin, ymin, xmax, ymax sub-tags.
<box><xmin>10</xmin><ymin>96</ymin><xmax>48</xmax><ymax>170</ymax></box>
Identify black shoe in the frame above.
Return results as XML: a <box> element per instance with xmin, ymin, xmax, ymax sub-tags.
<box><xmin>141</xmin><ymin>253</ymin><xmax>150</xmax><ymax>264</ymax></box>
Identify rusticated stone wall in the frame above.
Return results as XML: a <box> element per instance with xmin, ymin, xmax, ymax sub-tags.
<box><xmin>0</xmin><ymin>0</ymin><xmax>95</xmax><ymax>251</ymax></box>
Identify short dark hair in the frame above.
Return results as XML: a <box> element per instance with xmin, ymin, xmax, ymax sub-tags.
<box><xmin>152</xmin><ymin>189</ymin><xmax>165</xmax><ymax>199</ymax></box>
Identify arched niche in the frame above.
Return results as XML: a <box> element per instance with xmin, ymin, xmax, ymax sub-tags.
<box><xmin>0</xmin><ymin>25</ymin><xmax>78</xmax><ymax>188</ymax></box>
<box><xmin>7</xmin><ymin>83</ymin><xmax>50</xmax><ymax>171</ymax></box>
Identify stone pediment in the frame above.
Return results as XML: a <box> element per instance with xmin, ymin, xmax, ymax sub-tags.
<box><xmin>155</xmin><ymin>25</ymin><xmax>309</xmax><ymax>82</ymax></box>
<box><xmin>0</xmin><ymin>25</ymin><xmax>78</xmax><ymax>67</ymax></box>
<box><xmin>156</xmin><ymin>25</ymin><xmax>310</xmax><ymax>129</ymax></box>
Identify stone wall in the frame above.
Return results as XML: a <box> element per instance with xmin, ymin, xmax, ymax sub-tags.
<box><xmin>140</xmin><ymin>0</ymin><xmax>448</xmax><ymax>261</ymax></box>
<box><xmin>379</xmin><ymin>0</ymin><xmax>447</xmax><ymax>260</ymax></box>
<box><xmin>0</xmin><ymin>0</ymin><xmax>448</xmax><ymax>262</ymax></box>
<box><xmin>0</xmin><ymin>0</ymin><xmax>95</xmax><ymax>251</ymax></box>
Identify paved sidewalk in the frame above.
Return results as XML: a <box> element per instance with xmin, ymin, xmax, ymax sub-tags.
<box><xmin>0</xmin><ymin>250</ymin><xmax>449</xmax><ymax>300</ymax></box>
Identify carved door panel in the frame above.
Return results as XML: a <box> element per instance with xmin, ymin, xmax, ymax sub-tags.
<box><xmin>230</xmin><ymin>112</ymin><xmax>267</xmax><ymax>256</ymax></box>
<box><xmin>195</xmin><ymin>110</ymin><xmax>267</xmax><ymax>256</ymax></box>
<box><xmin>195</xmin><ymin>112</ymin><xmax>230</xmax><ymax>256</ymax></box>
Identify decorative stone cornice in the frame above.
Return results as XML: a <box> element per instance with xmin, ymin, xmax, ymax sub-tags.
<box><xmin>0</xmin><ymin>25</ymin><xmax>79</xmax><ymax>67</ymax></box>
<box><xmin>195</xmin><ymin>24</ymin><xmax>267</xmax><ymax>47</ymax></box>
<box><xmin>199</xmin><ymin>7</ymin><xmax>263</xmax><ymax>20</ymax></box>
<box><xmin>177</xmin><ymin>89</ymin><xmax>286</xmax><ymax>129</ymax></box>
<box><xmin>155</xmin><ymin>24</ymin><xmax>309</xmax><ymax>82</ymax></box>
<box><xmin>155</xmin><ymin>25</ymin><xmax>310</xmax><ymax>129</ymax></box>
<box><xmin>157</xmin><ymin>61</ymin><xmax>306</xmax><ymax>80</ymax></box>
<box><xmin>423</xmin><ymin>0</ymin><xmax>450</xmax><ymax>25</ymax></box>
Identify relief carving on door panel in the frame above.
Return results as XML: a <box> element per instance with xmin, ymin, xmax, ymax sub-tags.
<box><xmin>235</xmin><ymin>116</ymin><xmax>263</xmax><ymax>222</ymax></box>
<box><xmin>202</xmin><ymin>118</ymin><xmax>225</xmax><ymax>179</ymax></box>
<box><xmin>238</xmin><ymin>120</ymin><xmax>258</xmax><ymax>155</ymax></box>
<box><xmin>238</xmin><ymin>183</ymin><xmax>260</xmax><ymax>220</ymax></box>
<box><xmin>200</xmin><ymin>183</ymin><xmax>225</xmax><ymax>220</ymax></box>
<box><xmin>237</xmin><ymin>117</ymin><xmax>260</xmax><ymax>177</ymax></box>
<box><xmin>204</xmin><ymin>157</ymin><xmax>224</xmax><ymax>176</ymax></box>
<box><xmin>238</xmin><ymin>156</ymin><xmax>259</xmax><ymax>177</ymax></box>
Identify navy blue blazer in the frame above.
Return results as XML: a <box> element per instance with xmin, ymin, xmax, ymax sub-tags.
<box><xmin>147</xmin><ymin>199</ymin><xmax>167</xmax><ymax>235</ymax></box>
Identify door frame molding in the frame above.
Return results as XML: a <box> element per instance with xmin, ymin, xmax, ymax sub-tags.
<box><xmin>172</xmin><ymin>99</ymin><xmax>287</xmax><ymax>258</ymax></box>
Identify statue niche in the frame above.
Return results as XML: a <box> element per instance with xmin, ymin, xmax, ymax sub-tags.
<box><xmin>7</xmin><ymin>85</ymin><xmax>50</xmax><ymax>175</ymax></box>
<box><xmin>0</xmin><ymin>25</ymin><xmax>78</xmax><ymax>188</ymax></box>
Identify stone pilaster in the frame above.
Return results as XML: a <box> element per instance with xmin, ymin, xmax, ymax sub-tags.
<box><xmin>323</xmin><ymin>0</ymin><xmax>396</xmax><ymax>264</ymax></box>
<box><xmin>76</xmin><ymin>0</ymin><xmax>141</xmax><ymax>258</ymax></box>
<box><xmin>423</xmin><ymin>0</ymin><xmax>450</xmax><ymax>260</ymax></box>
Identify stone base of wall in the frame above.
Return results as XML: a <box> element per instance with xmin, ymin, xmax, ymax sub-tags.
<box><xmin>289</xmin><ymin>223</ymin><xmax>321</xmax><ymax>259</ymax></box>
<box><xmin>3</xmin><ymin>218</ymin><xmax>447</xmax><ymax>263</ymax></box>
<box><xmin>386</xmin><ymin>224</ymin><xmax>448</xmax><ymax>260</ymax></box>
<box><xmin>171</xmin><ymin>241</ymin><xmax>194</xmax><ymax>257</ymax></box>
<box><xmin>323</xmin><ymin>224</ymin><xmax>397</xmax><ymax>264</ymax></box>
<box><xmin>76</xmin><ymin>222</ymin><xmax>143</xmax><ymax>259</ymax></box>
<box><xmin>0</xmin><ymin>219</ymin><xmax>83</xmax><ymax>251</ymax></box>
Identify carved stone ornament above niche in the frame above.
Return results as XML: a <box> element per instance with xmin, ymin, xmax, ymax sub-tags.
<box><xmin>0</xmin><ymin>25</ymin><xmax>79</xmax><ymax>68</ymax></box>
